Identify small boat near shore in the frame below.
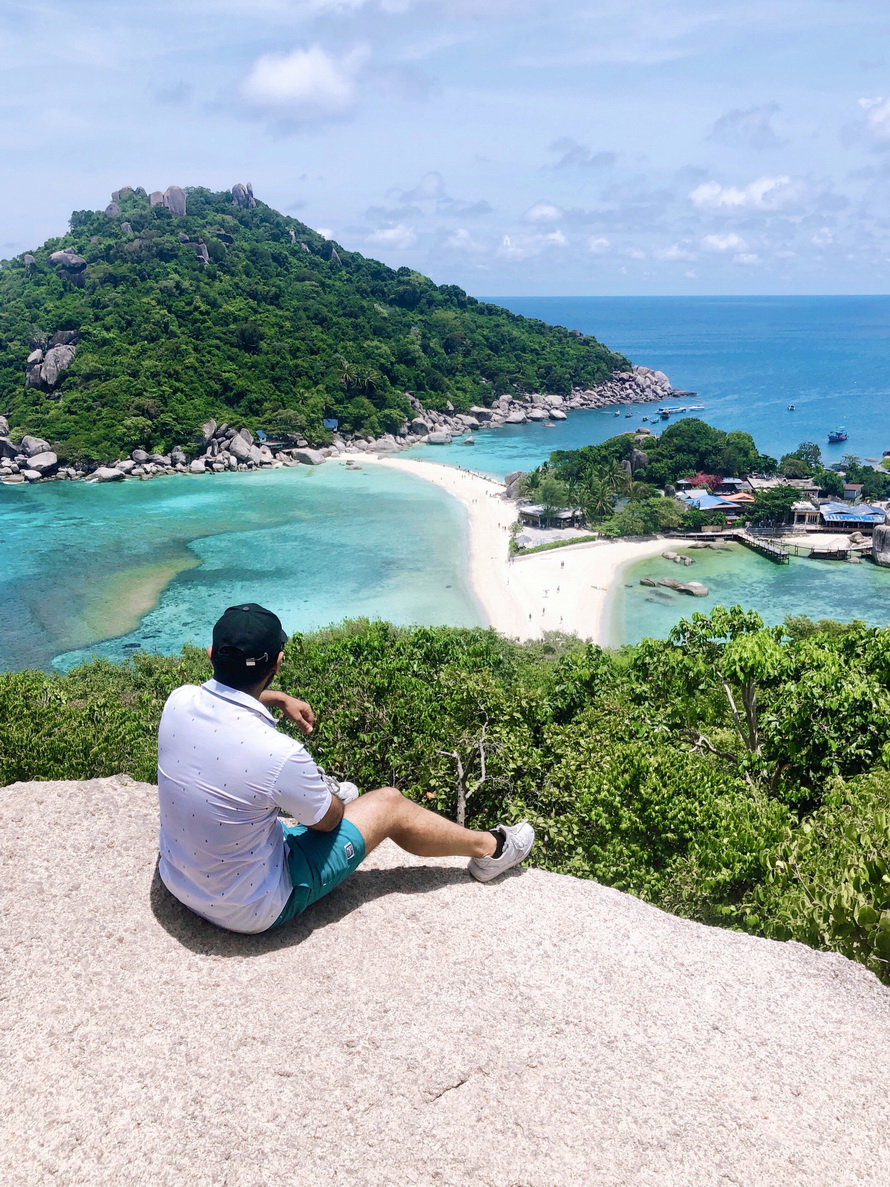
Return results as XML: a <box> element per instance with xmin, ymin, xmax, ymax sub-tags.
<box><xmin>788</xmin><ymin>404</ymin><xmax>795</xmax><ymax>411</ymax></box>
<box><xmin>828</xmin><ymin>428</ymin><xmax>848</xmax><ymax>443</ymax></box>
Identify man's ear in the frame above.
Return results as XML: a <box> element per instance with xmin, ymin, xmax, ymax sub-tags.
<box><xmin>207</xmin><ymin>645</ymin><xmax>213</xmax><ymax>660</ymax></box>
<box><xmin>274</xmin><ymin>650</ymin><xmax>284</xmax><ymax>675</ymax></box>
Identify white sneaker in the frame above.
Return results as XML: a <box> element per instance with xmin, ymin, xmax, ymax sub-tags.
<box><xmin>322</xmin><ymin>775</ymin><xmax>360</xmax><ymax>805</ymax></box>
<box><xmin>467</xmin><ymin>821</ymin><xmax>535</xmax><ymax>883</ymax></box>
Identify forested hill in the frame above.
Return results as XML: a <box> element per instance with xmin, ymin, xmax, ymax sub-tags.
<box><xmin>0</xmin><ymin>184</ymin><xmax>628</xmax><ymax>463</ymax></box>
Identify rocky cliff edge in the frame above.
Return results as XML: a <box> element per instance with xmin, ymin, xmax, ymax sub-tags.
<box><xmin>2</xmin><ymin>776</ymin><xmax>889</xmax><ymax>1186</ymax></box>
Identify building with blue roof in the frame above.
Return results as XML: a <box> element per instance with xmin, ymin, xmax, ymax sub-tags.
<box><xmin>818</xmin><ymin>501</ymin><xmax>886</xmax><ymax>528</ymax></box>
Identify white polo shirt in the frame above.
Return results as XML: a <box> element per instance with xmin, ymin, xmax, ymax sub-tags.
<box><xmin>157</xmin><ymin>679</ymin><xmax>332</xmax><ymax>933</ymax></box>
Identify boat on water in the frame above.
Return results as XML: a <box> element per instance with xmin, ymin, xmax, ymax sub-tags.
<box><xmin>788</xmin><ymin>404</ymin><xmax>795</xmax><ymax>411</ymax></box>
<box><xmin>828</xmin><ymin>428</ymin><xmax>848</xmax><ymax>443</ymax></box>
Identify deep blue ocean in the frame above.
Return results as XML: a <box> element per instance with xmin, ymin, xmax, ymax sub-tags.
<box><xmin>409</xmin><ymin>296</ymin><xmax>890</xmax><ymax>477</ymax></box>
<box><xmin>1</xmin><ymin>296</ymin><xmax>888</xmax><ymax>671</ymax></box>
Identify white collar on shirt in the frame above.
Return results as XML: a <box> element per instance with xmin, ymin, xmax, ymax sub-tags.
<box><xmin>203</xmin><ymin>678</ymin><xmax>277</xmax><ymax>724</ymax></box>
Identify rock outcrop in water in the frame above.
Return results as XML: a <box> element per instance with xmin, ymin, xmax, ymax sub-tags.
<box><xmin>641</xmin><ymin>576</ymin><xmax>709</xmax><ymax>596</ymax></box>
<box><xmin>872</xmin><ymin>524</ymin><xmax>890</xmax><ymax>568</ymax></box>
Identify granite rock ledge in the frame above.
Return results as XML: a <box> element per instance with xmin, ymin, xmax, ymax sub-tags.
<box><xmin>2</xmin><ymin>776</ymin><xmax>889</xmax><ymax>1186</ymax></box>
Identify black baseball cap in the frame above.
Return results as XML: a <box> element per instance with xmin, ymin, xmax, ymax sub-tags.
<box><xmin>211</xmin><ymin>603</ymin><xmax>288</xmax><ymax>670</ymax></box>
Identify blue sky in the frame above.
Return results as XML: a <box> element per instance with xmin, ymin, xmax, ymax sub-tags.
<box><xmin>1</xmin><ymin>0</ymin><xmax>889</xmax><ymax>295</ymax></box>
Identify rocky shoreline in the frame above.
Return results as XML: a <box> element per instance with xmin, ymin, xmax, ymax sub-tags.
<box><xmin>0</xmin><ymin>364</ymin><xmax>685</xmax><ymax>486</ymax></box>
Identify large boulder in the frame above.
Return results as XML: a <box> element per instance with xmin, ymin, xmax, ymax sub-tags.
<box><xmin>197</xmin><ymin>419</ymin><xmax>217</xmax><ymax>448</ymax></box>
<box><xmin>189</xmin><ymin>459</ymin><xmax>206</xmax><ymax>474</ymax></box>
<box><xmin>0</xmin><ymin>416</ymin><xmax>8</xmax><ymax>436</ymax></box>
<box><xmin>20</xmin><ymin>435</ymin><xmax>52</xmax><ymax>457</ymax></box>
<box><xmin>0</xmin><ymin>437</ymin><xmax>18</xmax><ymax>459</ymax></box>
<box><xmin>48</xmin><ymin>249</ymin><xmax>87</xmax><ymax>273</ymax></box>
<box><xmin>89</xmin><ymin>466</ymin><xmax>125</xmax><ymax>482</ymax></box>
<box><xmin>227</xmin><ymin>434</ymin><xmax>252</xmax><ymax>462</ymax></box>
<box><xmin>231</xmin><ymin>183</ymin><xmax>256</xmax><ymax>209</ymax></box>
<box><xmin>504</xmin><ymin>411</ymin><xmax>528</xmax><ymax>424</ymax></box>
<box><xmin>164</xmin><ymin>186</ymin><xmax>187</xmax><ymax>217</ymax></box>
<box><xmin>629</xmin><ymin>448</ymin><xmax>649</xmax><ymax>472</ymax></box>
<box><xmin>105</xmin><ymin>202</ymin><xmax>120</xmax><ymax>218</ymax></box>
<box><xmin>40</xmin><ymin>344</ymin><xmax>77</xmax><ymax>388</ymax></box>
<box><xmin>427</xmin><ymin>432</ymin><xmax>453</xmax><ymax>445</ymax></box>
<box><xmin>149</xmin><ymin>191</ymin><xmax>165</xmax><ymax>207</ymax></box>
<box><xmin>50</xmin><ymin>330</ymin><xmax>79</xmax><ymax>347</ymax></box>
<box><xmin>27</xmin><ymin>451</ymin><xmax>58</xmax><ymax>475</ymax></box>
<box><xmin>657</xmin><ymin>578</ymin><xmax>709</xmax><ymax>597</ymax></box>
<box><xmin>5</xmin><ymin>775</ymin><xmax>890</xmax><ymax>1187</ymax></box>
<box><xmin>291</xmin><ymin>448</ymin><xmax>326</xmax><ymax>466</ymax></box>
<box><xmin>872</xmin><ymin>524</ymin><xmax>890</xmax><ymax>568</ymax></box>
<box><xmin>527</xmin><ymin>409</ymin><xmax>549</xmax><ymax>421</ymax></box>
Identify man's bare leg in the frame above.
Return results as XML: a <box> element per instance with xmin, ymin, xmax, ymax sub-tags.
<box><xmin>343</xmin><ymin>786</ymin><xmax>497</xmax><ymax>859</ymax></box>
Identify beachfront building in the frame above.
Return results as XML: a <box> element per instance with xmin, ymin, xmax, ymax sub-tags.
<box><xmin>818</xmin><ymin>501</ymin><xmax>886</xmax><ymax>532</ymax></box>
<box><xmin>676</xmin><ymin>489</ymin><xmax>743</xmax><ymax>520</ymax></box>
<box><xmin>517</xmin><ymin>504</ymin><xmax>583</xmax><ymax>529</ymax></box>
<box><xmin>790</xmin><ymin>498</ymin><xmax>886</xmax><ymax>532</ymax></box>
<box><xmin>791</xmin><ymin>501</ymin><xmax>822</xmax><ymax>529</ymax></box>
<box><xmin>748</xmin><ymin>475</ymin><xmax>822</xmax><ymax>500</ymax></box>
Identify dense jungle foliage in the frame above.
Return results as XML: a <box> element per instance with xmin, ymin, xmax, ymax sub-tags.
<box><xmin>2</xmin><ymin>609</ymin><xmax>889</xmax><ymax>982</ymax></box>
<box><xmin>0</xmin><ymin>187</ymin><xmax>627</xmax><ymax>462</ymax></box>
<box><xmin>521</xmin><ymin>419</ymin><xmax>890</xmax><ymax>536</ymax></box>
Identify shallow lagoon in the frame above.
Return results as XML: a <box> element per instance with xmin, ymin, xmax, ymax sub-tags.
<box><xmin>0</xmin><ymin>464</ymin><xmax>482</xmax><ymax>673</ymax></box>
<box><xmin>612</xmin><ymin>543</ymin><xmax>890</xmax><ymax>646</ymax></box>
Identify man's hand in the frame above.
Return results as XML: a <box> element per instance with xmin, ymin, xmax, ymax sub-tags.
<box><xmin>259</xmin><ymin>690</ymin><xmax>315</xmax><ymax>735</ymax></box>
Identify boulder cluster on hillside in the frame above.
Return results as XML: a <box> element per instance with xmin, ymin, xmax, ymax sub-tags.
<box><xmin>0</xmin><ymin>364</ymin><xmax>684</xmax><ymax>486</ymax></box>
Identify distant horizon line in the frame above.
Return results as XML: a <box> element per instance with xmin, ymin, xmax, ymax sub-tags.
<box><xmin>480</xmin><ymin>293</ymin><xmax>890</xmax><ymax>300</ymax></box>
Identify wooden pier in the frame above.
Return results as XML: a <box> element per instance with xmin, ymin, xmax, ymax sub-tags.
<box><xmin>677</xmin><ymin>529</ymin><xmax>790</xmax><ymax>563</ymax></box>
<box><xmin>729</xmin><ymin>530</ymin><xmax>790</xmax><ymax>564</ymax></box>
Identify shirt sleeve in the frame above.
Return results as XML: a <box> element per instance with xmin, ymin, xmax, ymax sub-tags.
<box><xmin>269</xmin><ymin>744</ymin><xmax>333</xmax><ymax>826</ymax></box>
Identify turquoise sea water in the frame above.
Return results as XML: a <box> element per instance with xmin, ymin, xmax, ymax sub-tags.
<box><xmin>0</xmin><ymin>464</ymin><xmax>481</xmax><ymax>673</ymax></box>
<box><xmin>2</xmin><ymin>296</ymin><xmax>888</xmax><ymax>671</ymax></box>
<box><xmin>612</xmin><ymin>544</ymin><xmax>890</xmax><ymax>647</ymax></box>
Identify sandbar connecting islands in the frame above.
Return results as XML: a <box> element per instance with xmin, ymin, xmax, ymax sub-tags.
<box><xmin>350</xmin><ymin>453</ymin><xmax>684</xmax><ymax>644</ymax></box>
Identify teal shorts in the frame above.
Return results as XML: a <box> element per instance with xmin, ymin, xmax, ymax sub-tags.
<box><xmin>270</xmin><ymin>818</ymin><xmax>367</xmax><ymax>928</ymax></box>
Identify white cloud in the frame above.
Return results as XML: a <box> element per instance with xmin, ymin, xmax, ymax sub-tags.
<box><xmin>498</xmin><ymin>229</ymin><xmax>568</xmax><ymax>260</ymax></box>
<box><xmin>240</xmin><ymin>44</ymin><xmax>369</xmax><ymax>122</ymax></box>
<box><xmin>366</xmin><ymin>223</ymin><xmax>417</xmax><ymax>249</ymax></box>
<box><xmin>399</xmin><ymin>171</ymin><xmax>447</xmax><ymax>201</ymax></box>
<box><xmin>625</xmin><ymin>247</ymin><xmax>646</xmax><ymax>260</ymax></box>
<box><xmin>734</xmin><ymin>252</ymin><xmax>761</xmax><ymax>266</ymax></box>
<box><xmin>812</xmin><ymin>227</ymin><xmax>834</xmax><ymax>246</ymax></box>
<box><xmin>586</xmin><ymin>236</ymin><xmax>610</xmax><ymax>253</ymax></box>
<box><xmin>315</xmin><ymin>226</ymin><xmax>334</xmax><ymax>239</ymax></box>
<box><xmin>859</xmin><ymin>96</ymin><xmax>890</xmax><ymax>144</ymax></box>
<box><xmin>690</xmin><ymin>175</ymin><xmax>807</xmax><ymax>212</ymax></box>
<box><xmin>654</xmin><ymin>243</ymin><xmax>696</xmax><ymax>261</ymax></box>
<box><xmin>444</xmin><ymin>227</ymin><xmax>485</xmax><ymax>252</ymax></box>
<box><xmin>708</xmin><ymin>103</ymin><xmax>785</xmax><ymax>149</ymax></box>
<box><xmin>701</xmin><ymin>232</ymin><xmax>747</xmax><ymax>252</ymax></box>
<box><xmin>522</xmin><ymin>201</ymin><xmax>564</xmax><ymax>224</ymax></box>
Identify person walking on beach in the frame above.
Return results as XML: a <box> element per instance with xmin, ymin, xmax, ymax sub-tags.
<box><xmin>157</xmin><ymin>603</ymin><xmax>535</xmax><ymax>935</ymax></box>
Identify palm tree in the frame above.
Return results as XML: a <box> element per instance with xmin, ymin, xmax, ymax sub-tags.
<box><xmin>579</xmin><ymin>476</ymin><xmax>615</xmax><ymax>525</ymax></box>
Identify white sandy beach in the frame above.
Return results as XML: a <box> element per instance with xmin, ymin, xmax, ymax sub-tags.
<box><xmin>348</xmin><ymin>454</ymin><xmax>683</xmax><ymax>644</ymax></box>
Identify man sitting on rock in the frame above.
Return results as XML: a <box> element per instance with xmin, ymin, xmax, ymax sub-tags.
<box><xmin>157</xmin><ymin>603</ymin><xmax>535</xmax><ymax>933</ymax></box>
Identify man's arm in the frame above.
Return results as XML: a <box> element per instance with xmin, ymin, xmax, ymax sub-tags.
<box><xmin>260</xmin><ymin>690</ymin><xmax>315</xmax><ymax>735</ymax></box>
<box><xmin>308</xmin><ymin>793</ymin><xmax>344</xmax><ymax>832</ymax></box>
